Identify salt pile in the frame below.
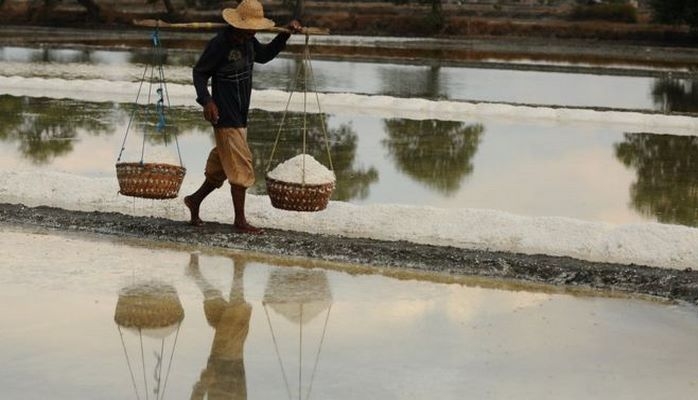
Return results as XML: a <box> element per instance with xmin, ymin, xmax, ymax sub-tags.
<box><xmin>119</xmin><ymin>144</ymin><xmax>181</xmax><ymax>166</ymax></box>
<box><xmin>267</xmin><ymin>154</ymin><xmax>336</xmax><ymax>184</ymax></box>
<box><xmin>142</xmin><ymin>145</ymin><xmax>181</xmax><ymax>165</ymax></box>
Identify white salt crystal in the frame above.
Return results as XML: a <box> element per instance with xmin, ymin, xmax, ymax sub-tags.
<box><xmin>267</xmin><ymin>154</ymin><xmax>336</xmax><ymax>184</ymax></box>
<box><xmin>141</xmin><ymin>145</ymin><xmax>181</xmax><ymax>165</ymax></box>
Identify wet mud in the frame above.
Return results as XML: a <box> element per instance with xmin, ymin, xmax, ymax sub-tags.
<box><xmin>1</xmin><ymin>202</ymin><xmax>696</xmax><ymax>305</ymax></box>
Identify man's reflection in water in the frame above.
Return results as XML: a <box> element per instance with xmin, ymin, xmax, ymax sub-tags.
<box><xmin>188</xmin><ymin>253</ymin><xmax>251</xmax><ymax>400</ymax></box>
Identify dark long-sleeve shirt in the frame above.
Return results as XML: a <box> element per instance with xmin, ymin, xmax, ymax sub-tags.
<box><xmin>193</xmin><ymin>27</ymin><xmax>290</xmax><ymax>128</ymax></box>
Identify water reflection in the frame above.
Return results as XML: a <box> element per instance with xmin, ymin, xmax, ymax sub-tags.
<box><xmin>378</xmin><ymin>64</ymin><xmax>445</xmax><ymax>99</ymax></box>
<box><xmin>114</xmin><ymin>280</ymin><xmax>184</xmax><ymax>400</ymax></box>
<box><xmin>186</xmin><ymin>252</ymin><xmax>334</xmax><ymax>400</ymax></box>
<box><xmin>3</xmin><ymin>230</ymin><xmax>698</xmax><ymax>399</ymax></box>
<box><xmin>188</xmin><ymin>253</ymin><xmax>251</xmax><ymax>400</ymax></box>
<box><xmin>132</xmin><ymin>105</ymin><xmax>208</xmax><ymax>145</ymax></box>
<box><xmin>286</xmin><ymin>57</ymin><xmax>328</xmax><ymax>93</ymax></box>
<box><xmin>28</xmin><ymin>48</ymin><xmax>92</xmax><ymax>64</ymax></box>
<box><xmin>128</xmin><ymin>50</ymin><xmax>169</xmax><ymax>67</ymax></box>
<box><xmin>615</xmin><ymin>132</ymin><xmax>698</xmax><ymax>226</ymax></box>
<box><xmin>262</xmin><ymin>267</ymin><xmax>332</xmax><ymax>400</ymax></box>
<box><xmin>0</xmin><ymin>95</ymin><xmax>211</xmax><ymax>164</ymax></box>
<box><xmin>652</xmin><ymin>77</ymin><xmax>698</xmax><ymax>113</ymax></box>
<box><xmin>9</xmin><ymin>45</ymin><xmax>698</xmax><ymax>111</ymax></box>
<box><xmin>0</xmin><ymin>46</ymin><xmax>198</xmax><ymax>67</ymax></box>
<box><xmin>7</xmin><ymin>91</ymin><xmax>698</xmax><ymax>226</ymax></box>
<box><xmin>0</xmin><ymin>95</ymin><xmax>114</xmax><ymax>164</ymax></box>
<box><xmin>382</xmin><ymin>119</ymin><xmax>484</xmax><ymax>194</ymax></box>
<box><xmin>0</xmin><ymin>95</ymin><xmax>378</xmax><ymax>201</ymax></box>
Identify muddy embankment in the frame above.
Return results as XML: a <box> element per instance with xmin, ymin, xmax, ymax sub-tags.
<box><xmin>2</xmin><ymin>202</ymin><xmax>697</xmax><ymax>305</ymax></box>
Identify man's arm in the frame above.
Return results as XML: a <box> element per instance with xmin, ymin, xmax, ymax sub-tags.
<box><xmin>253</xmin><ymin>20</ymin><xmax>302</xmax><ymax>64</ymax></box>
<box><xmin>192</xmin><ymin>35</ymin><xmax>225</xmax><ymax>106</ymax></box>
<box><xmin>253</xmin><ymin>33</ymin><xmax>290</xmax><ymax>64</ymax></box>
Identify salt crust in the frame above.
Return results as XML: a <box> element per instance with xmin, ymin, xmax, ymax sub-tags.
<box><xmin>2</xmin><ymin>76</ymin><xmax>698</xmax><ymax>135</ymax></box>
<box><xmin>3</xmin><ymin>75</ymin><xmax>698</xmax><ymax>269</ymax></box>
<box><xmin>267</xmin><ymin>154</ymin><xmax>336</xmax><ymax>184</ymax></box>
<box><xmin>2</xmin><ymin>169</ymin><xmax>698</xmax><ymax>270</ymax></box>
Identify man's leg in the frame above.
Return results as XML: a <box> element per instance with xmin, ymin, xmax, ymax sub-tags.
<box><xmin>184</xmin><ymin>180</ymin><xmax>217</xmax><ymax>226</ymax></box>
<box><xmin>214</xmin><ymin>127</ymin><xmax>261</xmax><ymax>234</ymax></box>
<box><xmin>231</xmin><ymin>184</ymin><xmax>263</xmax><ymax>234</ymax></box>
<box><xmin>185</xmin><ymin>146</ymin><xmax>226</xmax><ymax>226</ymax></box>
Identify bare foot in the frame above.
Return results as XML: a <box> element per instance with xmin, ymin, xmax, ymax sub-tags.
<box><xmin>184</xmin><ymin>196</ymin><xmax>204</xmax><ymax>226</ymax></box>
<box><xmin>233</xmin><ymin>222</ymin><xmax>264</xmax><ymax>235</ymax></box>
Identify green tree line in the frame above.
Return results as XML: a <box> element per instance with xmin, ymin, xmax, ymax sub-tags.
<box><xmin>649</xmin><ymin>0</ymin><xmax>698</xmax><ymax>31</ymax></box>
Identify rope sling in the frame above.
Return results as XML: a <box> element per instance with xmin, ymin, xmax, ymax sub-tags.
<box><xmin>263</xmin><ymin>303</ymin><xmax>333</xmax><ymax>400</ymax></box>
<box><xmin>117</xmin><ymin>324</ymin><xmax>182</xmax><ymax>400</ymax></box>
<box><xmin>115</xmin><ymin>26</ymin><xmax>186</xmax><ymax>200</ymax></box>
<box><xmin>264</xmin><ymin>34</ymin><xmax>336</xmax><ymax>212</ymax></box>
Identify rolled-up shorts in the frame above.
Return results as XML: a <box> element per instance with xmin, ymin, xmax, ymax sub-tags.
<box><xmin>204</xmin><ymin>127</ymin><xmax>255</xmax><ymax>188</ymax></box>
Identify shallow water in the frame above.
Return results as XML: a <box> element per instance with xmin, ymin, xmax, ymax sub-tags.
<box><xmin>1</xmin><ymin>227</ymin><xmax>697</xmax><ymax>400</ymax></box>
<box><xmin>1</xmin><ymin>45</ymin><xmax>695</xmax><ymax>112</ymax></box>
<box><xmin>2</xmin><ymin>43</ymin><xmax>698</xmax><ymax>270</ymax></box>
<box><xmin>2</xmin><ymin>45</ymin><xmax>698</xmax><ymax>228</ymax></box>
<box><xmin>2</xmin><ymin>37</ymin><xmax>698</xmax><ymax>400</ymax></box>
<box><xmin>2</xmin><ymin>94</ymin><xmax>698</xmax><ymax>227</ymax></box>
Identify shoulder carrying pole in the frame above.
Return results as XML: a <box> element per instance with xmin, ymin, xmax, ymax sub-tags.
<box><xmin>132</xmin><ymin>19</ymin><xmax>330</xmax><ymax>35</ymax></box>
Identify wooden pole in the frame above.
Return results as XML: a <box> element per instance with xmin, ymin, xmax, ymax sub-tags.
<box><xmin>132</xmin><ymin>19</ymin><xmax>330</xmax><ymax>35</ymax></box>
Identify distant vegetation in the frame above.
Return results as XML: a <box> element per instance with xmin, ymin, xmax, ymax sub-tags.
<box><xmin>570</xmin><ymin>1</ymin><xmax>638</xmax><ymax>23</ymax></box>
<box><xmin>649</xmin><ymin>0</ymin><xmax>698</xmax><ymax>31</ymax></box>
<box><xmin>0</xmin><ymin>0</ymin><xmax>695</xmax><ymax>43</ymax></box>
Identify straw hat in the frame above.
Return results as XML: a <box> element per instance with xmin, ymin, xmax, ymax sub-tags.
<box><xmin>222</xmin><ymin>0</ymin><xmax>276</xmax><ymax>31</ymax></box>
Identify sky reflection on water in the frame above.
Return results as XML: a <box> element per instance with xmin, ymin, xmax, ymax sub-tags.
<box><xmin>2</xmin><ymin>94</ymin><xmax>698</xmax><ymax>226</ymax></box>
<box><xmin>2</xmin><ymin>43</ymin><xmax>698</xmax><ymax>227</ymax></box>
<box><xmin>2</xmin><ymin>39</ymin><xmax>698</xmax><ymax>400</ymax></box>
<box><xmin>2</xmin><ymin>46</ymin><xmax>698</xmax><ymax>112</ymax></box>
<box><xmin>1</xmin><ymin>228</ymin><xmax>697</xmax><ymax>400</ymax></box>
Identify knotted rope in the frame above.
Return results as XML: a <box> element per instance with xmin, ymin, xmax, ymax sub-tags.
<box><xmin>116</xmin><ymin>26</ymin><xmax>183</xmax><ymax>167</ymax></box>
<box><xmin>265</xmin><ymin>33</ymin><xmax>334</xmax><ymax>184</ymax></box>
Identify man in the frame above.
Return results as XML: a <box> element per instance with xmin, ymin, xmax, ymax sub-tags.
<box><xmin>185</xmin><ymin>0</ymin><xmax>302</xmax><ymax>234</ymax></box>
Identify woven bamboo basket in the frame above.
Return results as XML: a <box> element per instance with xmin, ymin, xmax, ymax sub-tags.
<box><xmin>116</xmin><ymin>162</ymin><xmax>186</xmax><ymax>199</ymax></box>
<box><xmin>266</xmin><ymin>175</ymin><xmax>335</xmax><ymax>212</ymax></box>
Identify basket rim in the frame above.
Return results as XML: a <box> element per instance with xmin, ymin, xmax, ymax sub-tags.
<box><xmin>266</xmin><ymin>174</ymin><xmax>335</xmax><ymax>188</ymax></box>
<box><xmin>116</xmin><ymin>161</ymin><xmax>186</xmax><ymax>170</ymax></box>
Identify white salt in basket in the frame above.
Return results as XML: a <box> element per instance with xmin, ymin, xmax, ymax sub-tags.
<box><xmin>266</xmin><ymin>154</ymin><xmax>336</xmax><ymax>212</ymax></box>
